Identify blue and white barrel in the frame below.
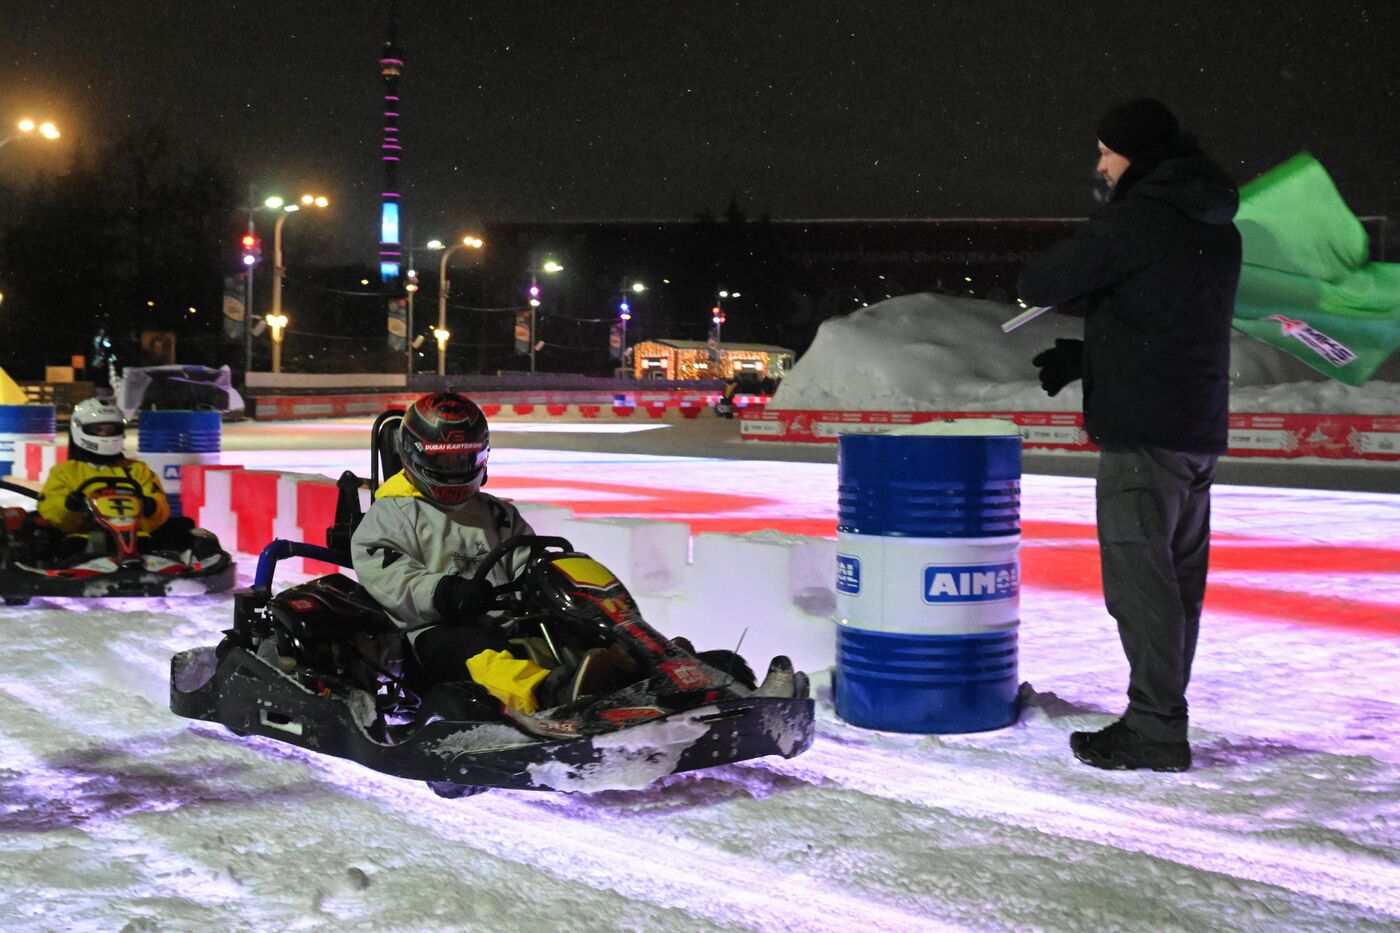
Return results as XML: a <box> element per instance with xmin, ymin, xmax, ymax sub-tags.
<box><xmin>0</xmin><ymin>404</ymin><xmax>56</xmax><ymax>479</ymax></box>
<box><xmin>834</xmin><ymin>419</ymin><xmax>1022</xmax><ymax>733</ymax></box>
<box><xmin>136</xmin><ymin>410</ymin><xmax>222</xmax><ymax>516</ymax></box>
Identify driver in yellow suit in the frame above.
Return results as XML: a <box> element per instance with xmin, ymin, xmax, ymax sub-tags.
<box><xmin>36</xmin><ymin>398</ymin><xmax>171</xmax><ymax>537</ymax></box>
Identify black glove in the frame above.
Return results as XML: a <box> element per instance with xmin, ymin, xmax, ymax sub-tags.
<box><xmin>432</xmin><ymin>575</ymin><xmax>495</xmax><ymax>621</ymax></box>
<box><xmin>64</xmin><ymin>491</ymin><xmax>87</xmax><ymax>513</ymax></box>
<box><xmin>142</xmin><ymin>496</ymin><xmax>158</xmax><ymax>517</ymax></box>
<box><xmin>1031</xmin><ymin>339</ymin><xmax>1084</xmax><ymax>397</ymax></box>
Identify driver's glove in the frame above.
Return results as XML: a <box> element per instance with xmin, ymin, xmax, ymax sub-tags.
<box><xmin>63</xmin><ymin>491</ymin><xmax>87</xmax><ymax>513</ymax></box>
<box><xmin>432</xmin><ymin>575</ymin><xmax>494</xmax><ymax>622</ymax></box>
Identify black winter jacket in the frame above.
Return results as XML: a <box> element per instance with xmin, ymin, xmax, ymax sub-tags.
<box><xmin>1018</xmin><ymin>150</ymin><xmax>1242</xmax><ymax>454</ymax></box>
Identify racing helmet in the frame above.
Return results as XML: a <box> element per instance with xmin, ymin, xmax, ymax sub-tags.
<box><xmin>70</xmin><ymin>397</ymin><xmax>127</xmax><ymax>458</ymax></box>
<box><xmin>397</xmin><ymin>392</ymin><xmax>490</xmax><ymax>507</ymax></box>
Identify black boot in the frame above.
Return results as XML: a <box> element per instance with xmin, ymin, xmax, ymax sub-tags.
<box><xmin>1070</xmin><ymin>718</ymin><xmax>1191</xmax><ymax>772</ymax></box>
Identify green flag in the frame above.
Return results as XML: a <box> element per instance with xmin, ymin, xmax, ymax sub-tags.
<box><xmin>1233</xmin><ymin>152</ymin><xmax>1400</xmax><ymax>386</ymax></box>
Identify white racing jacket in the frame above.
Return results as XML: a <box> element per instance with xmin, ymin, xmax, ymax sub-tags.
<box><xmin>349</xmin><ymin>471</ymin><xmax>535</xmax><ymax>631</ymax></box>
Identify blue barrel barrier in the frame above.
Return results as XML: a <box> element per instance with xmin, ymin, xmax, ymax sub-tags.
<box><xmin>834</xmin><ymin>420</ymin><xmax>1022</xmax><ymax>733</ymax></box>
<box><xmin>0</xmin><ymin>403</ymin><xmax>57</xmax><ymax>478</ymax></box>
<box><xmin>136</xmin><ymin>410</ymin><xmax>222</xmax><ymax>516</ymax></box>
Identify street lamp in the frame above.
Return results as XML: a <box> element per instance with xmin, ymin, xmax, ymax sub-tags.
<box><xmin>432</xmin><ymin>235</ymin><xmax>485</xmax><ymax>376</ymax></box>
<box><xmin>0</xmin><ymin>118</ymin><xmax>60</xmax><ymax>150</ymax></box>
<box><xmin>527</xmin><ymin>258</ymin><xmax>564</xmax><ymax>374</ymax></box>
<box><xmin>712</xmin><ymin>288</ymin><xmax>737</xmax><ymax>370</ymax></box>
<box><xmin>266</xmin><ymin>193</ymin><xmax>330</xmax><ymax>373</ymax></box>
<box><xmin>617</xmin><ymin>280</ymin><xmax>645</xmax><ymax>373</ymax></box>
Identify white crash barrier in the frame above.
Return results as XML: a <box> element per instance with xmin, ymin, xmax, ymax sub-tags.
<box><xmin>662</xmin><ymin>530</ymin><xmax>838</xmax><ymax>675</ymax></box>
<box><xmin>556</xmin><ymin>515</ymin><xmax>691</xmax><ymax>597</ymax></box>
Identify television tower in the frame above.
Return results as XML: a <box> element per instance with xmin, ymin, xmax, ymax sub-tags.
<box><xmin>378</xmin><ymin>1</ymin><xmax>404</xmax><ymax>282</ymax></box>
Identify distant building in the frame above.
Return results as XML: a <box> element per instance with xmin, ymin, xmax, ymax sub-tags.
<box><xmin>631</xmin><ymin>339</ymin><xmax>795</xmax><ymax>381</ymax></box>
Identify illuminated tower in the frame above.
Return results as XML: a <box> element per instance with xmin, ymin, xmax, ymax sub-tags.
<box><xmin>378</xmin><ymin>4</ymin><xmax>404</xmax><ymax>282</ymax></box>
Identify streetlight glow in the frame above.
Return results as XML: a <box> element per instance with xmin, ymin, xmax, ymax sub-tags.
<box><xmin>3</xmin><ymin>118</ymin><xmax>61</xmax><ymax>150</ymax></box>
<box><xmin>542</xmin><ymin>260</ymin><xmax>564</xmax><ymax>274</ymax></box>
<box><xmin>264</xmin><ymin>196</ymin><xmax>284</xmax><ymax>209</ymax></box>
<box><xmin>426</xmin><ymin>239</ymin><xmax>445</xmax><ymax>250</ymax></box>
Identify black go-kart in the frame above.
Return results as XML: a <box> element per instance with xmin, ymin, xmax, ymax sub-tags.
<box><xmin>1</xmin><ymin>476</ymin><xmax>234</xmax><ymax>605</ymax></box>
<box><xmin>169</xmin><ymin>411</ymin><xmax>814</xmax><ymax>797</ymax></box>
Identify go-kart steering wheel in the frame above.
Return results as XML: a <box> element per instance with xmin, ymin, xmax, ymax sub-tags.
<box><xmin>71</xmin><ymin>476</ymin><xmax>146</xmax><ymax>512</ymax></box>
<box><xmin>469</xmin><ymin>534</ymin><xmax>574</xmax><ymax>606</ymax></box>
<box><xmin>74</xmin><ymin>475</ymin><xmax>146</xmax><ymax>498</ymax></box>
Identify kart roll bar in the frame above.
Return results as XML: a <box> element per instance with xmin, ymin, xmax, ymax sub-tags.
<box><xmin>253</xmin><ymin>538</ymin><xmax>353</xmax><ymax>597</ymax></box>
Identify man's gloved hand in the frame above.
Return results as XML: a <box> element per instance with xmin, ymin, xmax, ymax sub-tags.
<box><xmin>141</xmin><ymin>496</ymin><xmax>158</xmax><ymax>517</ymax></box>
<box><xmin>1031</xmin><ymin>338</ymin><xmax>1085</xmax><ymax>397</ymax></box>
<box><xmin>432</xmin><ymin>574</ymin><xmax>495</xmax><ymax>621</ymax></box>
<box><xmin>63</xmin><ymin>491</ymin><xmax>87</xmax><ymax>513</ymax></box>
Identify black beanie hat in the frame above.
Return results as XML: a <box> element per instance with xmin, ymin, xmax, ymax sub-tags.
<box><xmin>1097</xmin><ymin>98</ymin><xmax>1179</xmax><ymax>159</ymax></box>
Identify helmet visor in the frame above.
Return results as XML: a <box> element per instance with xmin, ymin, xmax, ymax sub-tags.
<box><xmin>85</xmin><ymin>422</ymin><xmax>125</xmax><ymax>438</ymax></box>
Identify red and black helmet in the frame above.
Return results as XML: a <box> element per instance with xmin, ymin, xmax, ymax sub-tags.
<box><xmin>397</xmin><ymin>392</ymin><xmax>490</xmax><ymax>507</ymax></box>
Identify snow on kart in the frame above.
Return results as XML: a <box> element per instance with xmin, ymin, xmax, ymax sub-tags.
<box><xmin>0</xmin><ymin>477</ymin><xmax>234</xmax><ymax>603</ymax></box>
<box><xmin>170</xmin><ymin>533</ymin><xmax>815</xmax><ymax>797</ymax></box>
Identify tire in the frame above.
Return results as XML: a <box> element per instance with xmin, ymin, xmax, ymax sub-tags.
<box><xmin>696</xmin><ymin>650</ymin><xmax>757</xmax><ymax>690</ymax></box>
<box><xmin>3</xmin><ymin>597</ymin><xmax>30</xmax><ymax>607</ymax></box>
<box><xmin>427</xmin><ymin>781</ymin><xmax>488</xmax><ymax>799</ymax></box>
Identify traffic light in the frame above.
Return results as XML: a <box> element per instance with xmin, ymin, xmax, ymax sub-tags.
<box><xmin>711</xmin><ymin>305</ymin><xmax>725</xmax><ymax>325</ymax></box>
<box><xmin>240</xmin><ymin>232</ymin><xmax>261</xmax><ymax>267</ymax></box>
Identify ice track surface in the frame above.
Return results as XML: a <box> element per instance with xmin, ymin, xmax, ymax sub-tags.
<box><xmin>1</xmin><ymin>421</ymin><xmax>1398</xmax><ymax>931</ymax></box>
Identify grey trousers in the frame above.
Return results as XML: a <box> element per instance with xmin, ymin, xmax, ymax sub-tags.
<box><xmin>1096</xmin><ymin>446</ymin><xmax>1218</xmax><ymax>742</ymax></box>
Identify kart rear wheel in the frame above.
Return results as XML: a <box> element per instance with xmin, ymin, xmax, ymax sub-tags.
<box><xmin>427</xmin><ymin>781</ymin><xmax>488</xmax><ymax>799</ymax></box>
<box><xmin>3</xmin><ymin>597</ymin><xmax>29</xmax><ymax>607</ymax></box>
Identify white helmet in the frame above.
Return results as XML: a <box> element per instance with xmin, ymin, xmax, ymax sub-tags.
<box><xmin>70</xmin><ymin>398</ymin><xmax>127</xmax><ymax>458</ymax></box>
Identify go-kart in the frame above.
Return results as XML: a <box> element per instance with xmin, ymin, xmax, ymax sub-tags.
<box><xmin>169</xmin><ymin>410</ymin><xmax>814</xmax><ymax>797</ymax></box>
<box><xmin>171</xmin><ymin>532</ymin><xmax>814</xmax><ymax>797</ymax></box>
<box><xmin>0</xmin><ymin>476</ymin><xmax>234</xmax><ymax>604</ymax></box>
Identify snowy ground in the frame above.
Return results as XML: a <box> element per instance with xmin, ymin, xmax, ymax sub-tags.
<box><xmin>2</xmin><ymin>422</ymin><xmax>1399</xmax><ymax>932</ymax></box>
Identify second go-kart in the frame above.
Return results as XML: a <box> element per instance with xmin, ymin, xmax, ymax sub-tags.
<box><xmin>0</xmin><ymin>476</ymin><xmax>234</xmax><ymax>603</ymax></box>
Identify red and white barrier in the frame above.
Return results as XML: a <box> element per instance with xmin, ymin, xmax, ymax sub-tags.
<box><xmin>16</xmin><ymin>441</ymin><xmax>68</xmax><ymax>483</ymax></box>
<box><xmin>740</xmin><ymin>409</ymin><xmax>1400</xmax><ymax>461</ymax></box>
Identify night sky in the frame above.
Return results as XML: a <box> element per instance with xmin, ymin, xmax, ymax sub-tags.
<box><xmin>3</xmin><ymin>1</ymin><xmax>1397</xmax><ymax>262</ymax></box>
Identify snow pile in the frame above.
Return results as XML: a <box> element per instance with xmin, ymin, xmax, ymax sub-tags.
<box><xmin>772</xmin><ymin>292</ymin><xmax>1400</xmax><ymax>413</ymax></box>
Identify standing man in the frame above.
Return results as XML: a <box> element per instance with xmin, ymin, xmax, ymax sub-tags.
<box><xmin>1018</xmin><ymin>99</ymin><xmax>1242</xmax><ymax>771</ymax></box>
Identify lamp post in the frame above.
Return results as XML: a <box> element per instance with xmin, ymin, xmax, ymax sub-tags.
<box><xmin>431</xmin><ymin>235</ymin><xmax>485</xmax><ymax>377</ymax></box>
<box><xmin>527</xmin><ymin>259</ymin><xmax>564</xmax><ymax>374</ymax></box>
<box><xmin>0</xmin><ymin>118</ymin><xmax>60</xmax><ymax>151</ymax></box>
<box><xmin>712</xmin><ymin>288</ymin><xmax>737</xmax><ymax>375</ymax></box>
<box><xmin>617</xmin><ymin>279</ymin><xmax>645</xmax><ymax>374</ymax></box>
<box><xmin>266</xmin><ymin>193</ymin><xmax>329</xmax><ymax>373</ymax></box>
<box><xmin>267</xmin><ymin>312</ymin><xmax>289</xmax><ymax>373</ymax></box>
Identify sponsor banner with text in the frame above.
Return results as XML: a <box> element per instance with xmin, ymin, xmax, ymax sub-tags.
<box><xmin>739</xmin><ymin>409</ymin><xmax>1400</xmax><ymax>460</ymax></box>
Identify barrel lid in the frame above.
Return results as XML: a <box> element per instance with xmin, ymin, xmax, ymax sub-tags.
<box><xmin>889</xmin><ymin>418</ymin><xmax>1019</xmax><ymax>437</ymax></box>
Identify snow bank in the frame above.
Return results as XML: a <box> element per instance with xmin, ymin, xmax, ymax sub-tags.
<box><xmin>771</xmin><ymin>293</ymin><xmax>1400</xmax><ymax>414</ymax></box>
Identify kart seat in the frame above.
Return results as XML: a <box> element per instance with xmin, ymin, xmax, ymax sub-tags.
<box><xmin>325</xmin><ymin>409</ymin><xmax>405</xmax><ymax>561</ymax></box>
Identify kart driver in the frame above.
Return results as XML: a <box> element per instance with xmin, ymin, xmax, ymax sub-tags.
<box><xmin>350</xmin><ymin>391</ymin><xmax>625</xmax><ymax>714</ymax></box>
<box><xmin>36</xmin><ymin>397</ymin><xmax>192</xmax><ymax>549</ymax></box>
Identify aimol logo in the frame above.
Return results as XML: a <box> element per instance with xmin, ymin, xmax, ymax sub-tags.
<box><xmin>922</xmin><ymin>562</ymin><xmax>1018</xmax><ymax>604</ymax></box>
